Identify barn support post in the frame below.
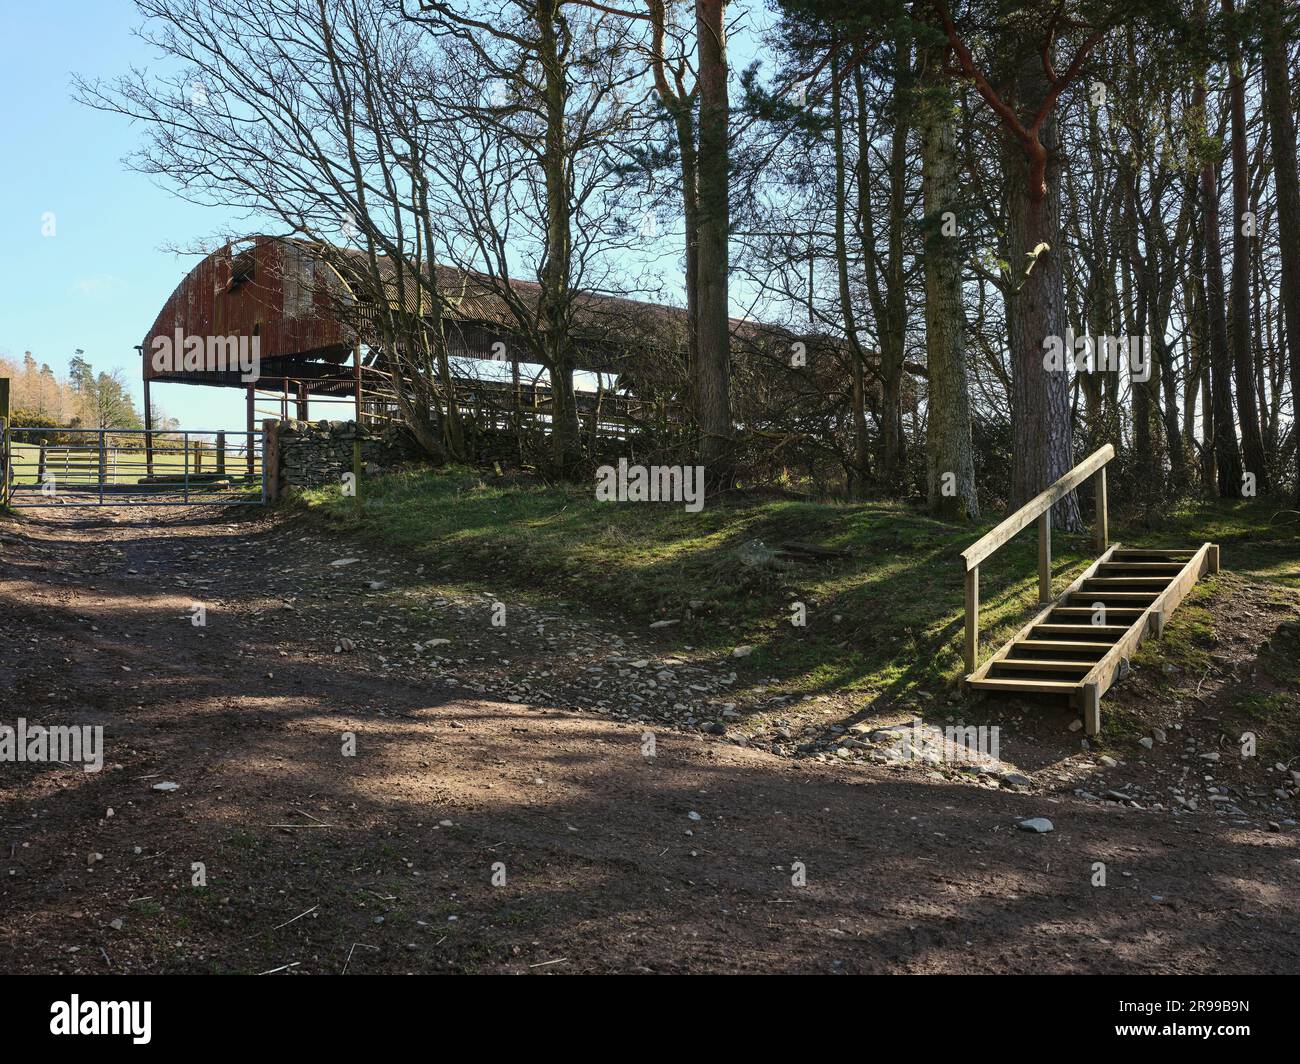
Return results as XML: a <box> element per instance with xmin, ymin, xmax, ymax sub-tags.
<box><xmin>142</xmin><ymin>375</ymin><xmax>155</xmax><ymax>476</ymax></box>
<box><xmin>353</xmin><ymin>343</ymin><xmax>363</xmax><ymax>426</ymax></box>
<box><xmin>246</xmin><ymin>385</ymin><xmax>256</xmax><ymax>474</ymax></box>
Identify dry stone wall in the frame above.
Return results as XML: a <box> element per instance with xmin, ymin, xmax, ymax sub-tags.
<box><xmin>274</xmin><ymin>420</ymin><xmax>418</xmax><ymax>492</ymax></box>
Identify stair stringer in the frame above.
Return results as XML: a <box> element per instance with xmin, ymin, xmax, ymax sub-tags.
<box><xmin>1075</xmin><ymin>541</ymin><xmax>1219</xmax><ymax>730</ymax></box>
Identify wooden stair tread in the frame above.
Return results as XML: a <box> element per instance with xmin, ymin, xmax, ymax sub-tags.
<box><xmin>965</xmin><ymin>676</ymin><xmax>1080</xmax><ymax>692</ymax></box>
<box><xmin>1014</xmin><ymin>639</ymin><xmax>1113</xmax><ymax>651</ymax></box>
<box><xmin>1084</xmin><ymin>576</ymin><xmax>1175</xmax><ymax>586</ymax></box>
<box><xmin>1032</xmin><ymin>624</ymin><xmax>1132</xmax><ymax>636</ymax></box>
<box><xmin>1049</xmin><ymin>606</ymin><xmax>1147</xmax><ymax>617</ymax></box>
<box><xmin>1067</xmin><ymin>591</ymin><xmax>1159</xmax><ymax>602</ymax></box>
<box><xmin>1098</xmin><ymin>562</ymin><xmax>1185</xmax><ymax>572</ymax></box>
<box><xmin>1110</xmin><ymin>549</ymin><xmax>1195</xmax><ymax>557</ymax></box>
<box><xmin>994</xmin><ymin>659</ymin><xmax>1094</xmax><ymax>672</ymax></box>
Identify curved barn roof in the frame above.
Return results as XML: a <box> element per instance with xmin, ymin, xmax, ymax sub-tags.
<box><xmin>141</xmin><ymin>235</ymin><xmax>791</xmax><ymax>391</ymax></box>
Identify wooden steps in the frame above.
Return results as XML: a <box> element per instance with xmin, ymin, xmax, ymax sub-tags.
<box><xmin>965</xmin><ymin>542</ymin><xmax>1220</xmax><ymax>734</ymax></box>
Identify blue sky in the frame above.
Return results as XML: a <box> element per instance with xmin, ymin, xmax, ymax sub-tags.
<box><xmin>0</xmin><ymin>1</ymin><xmax>774</xmax><ymax>432</ymax></box>
<box><xmin>0</xmin><ymin>0</ymin><xmax>257</xmax><ymax>429</ymax></box>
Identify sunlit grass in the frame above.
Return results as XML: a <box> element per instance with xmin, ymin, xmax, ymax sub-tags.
<box><xmin>301</xmin><ymin>467</ymin><xmax>1299</xmax><ymax>704</ymax></box>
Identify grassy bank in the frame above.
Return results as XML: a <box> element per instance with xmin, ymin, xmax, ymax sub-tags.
<box><xmin>300</xmin><ymin>466</ymin><xmax>1299</xmax><ymax>705</ymax></box>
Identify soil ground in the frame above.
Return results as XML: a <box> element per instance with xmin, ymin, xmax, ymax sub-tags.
<box><xmin>1</xmin><ymin>503</ymin><xmax>1298</xmax><ymax>974</ymax></box>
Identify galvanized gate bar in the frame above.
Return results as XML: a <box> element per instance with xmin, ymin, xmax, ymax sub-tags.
<box><xmin>2</xmin><ymin>426</ymin><xmax>265</xmax><ymax>508</ymax></box>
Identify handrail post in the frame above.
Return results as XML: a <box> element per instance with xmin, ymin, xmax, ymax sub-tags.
<box><xmin>1094</xmin><ymin>466</ymin><xmax>1108</xmax><ymax>552</ymax></box>
<box><xmin>958</xmin><ymin>443</ymin><xmax>1115</xmax><ymax>679</ymax></box>
<box><xmin>1037</xmin><ymin>509</ymin><xmax>1052</xmax><ymax>604</ymax></box>
<box><xmin>964</xmin><ymin>564</ymin><xmax>979</xmax><ymax>674</ymax></box>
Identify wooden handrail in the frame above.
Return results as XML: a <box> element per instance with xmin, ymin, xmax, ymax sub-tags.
<box><xmin>960</xmin><ymin>444</ymin><xmax>1114</xmax><ymax>675</ymax></box>
<box><xmin>960</xmin><ymin>445</ymin><xmax>1114</xmax><ymax>570</ymax></box>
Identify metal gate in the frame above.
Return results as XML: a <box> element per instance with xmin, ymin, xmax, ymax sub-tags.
<box><xmin>0</xmin><ymin>425</ymin><xmax>265</xmax><ymax>508</ymax></box>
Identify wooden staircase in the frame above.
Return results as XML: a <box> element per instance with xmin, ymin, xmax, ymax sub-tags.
<box><xmin>958</xmin><ymin>446</ymin><xmax>1219</xmax><ymax>736</ymax></box>
<box><xmin>964</xmin><ymin>542</ymin><xmax>1219</xmax><ymax>733</ymax></box>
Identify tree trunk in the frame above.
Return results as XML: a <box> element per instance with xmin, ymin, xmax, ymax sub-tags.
<box><xmin>878</xmin><ymin>34</ymin><xmax>911</xmax><ymax>492</ymax></box>
<box><xmin>1262</xmin><ymin>0</ymin><xmax>1300</xmax><ymax>504</ymax></box>
<box><xmin>694</xmin><ymin>0</ymin><xmax>733</xmax><ymax>490</ymax></box>
<box><xmin>919</xmin><ymin>39</ymin><xmax>977</xmax><ymax>519</ymax></box>
<box><xmin>1195</xmin><ymin>72</ymin><xmax>1245</xmax><ymax>496</ymax></box>
<box><xmin>537</xmin><ymin>1</ymin><xmax>580</xmax><ymax>476</ymax></box>
<box><xmin>677</xmin><ymin>106</ymin><xmax>701</xmax><ymax>426</ymax></box>
<box><xmin>1222</xmin><ymin>0</ymin><xmax>1269</xmax><ymax>490</ymax></box>
<box><xmin>829</xmin><ymin>46</ymin><xmax>871</xmax><ymax>497</ymax></box>
<box><xmin>1003</xmin><ymin>51</ymin><xmax>1080</xmax><ymax>529</ymax></box>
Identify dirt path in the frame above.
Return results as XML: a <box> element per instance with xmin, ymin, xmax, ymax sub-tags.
<box><xmin>1</xmin><ymin>505</ymin><xmax>1297</xmax><ymax>974</ymax></box>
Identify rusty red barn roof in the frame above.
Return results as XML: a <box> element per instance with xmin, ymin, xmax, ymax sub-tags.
<box><xmin>142</xmin><ymin>235</ymin><xmax>791</xmax><ymax>384</ymax></box>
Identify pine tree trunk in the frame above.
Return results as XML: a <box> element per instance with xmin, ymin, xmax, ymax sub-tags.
<box><xmin>1003</xmin><ymin>52</ymin><xmax>1080</xmax><ymax>529</ymax></box>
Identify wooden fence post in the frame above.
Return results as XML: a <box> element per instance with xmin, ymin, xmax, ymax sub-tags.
<box><xmin>1094</xmin><ymin>467</ymin><xmax>1108</xmax><ymax>552</ymax></box>
<box><xmin>1081</xmin><ymin>682</ymin><xmax>1101</xmax><ymax>736</ymax></box>
<box><xmin>262</xmin><ymin>419</ymin><xmax>281</xmax><ymax>502</ymax></box>
<box><xmin>964</xmin><ymin>564</ymin><xmax>979</xmax><ymax>675</ymax></box>
<box><xmin>0</xmin><ymin>378</ymin><xmax>9</xmax><ymax>496</ymax></box>
<box><xmin>1037</xmin><ymin>510</ymin><xmax>1052</xmax><ymax>603</ymax></box>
